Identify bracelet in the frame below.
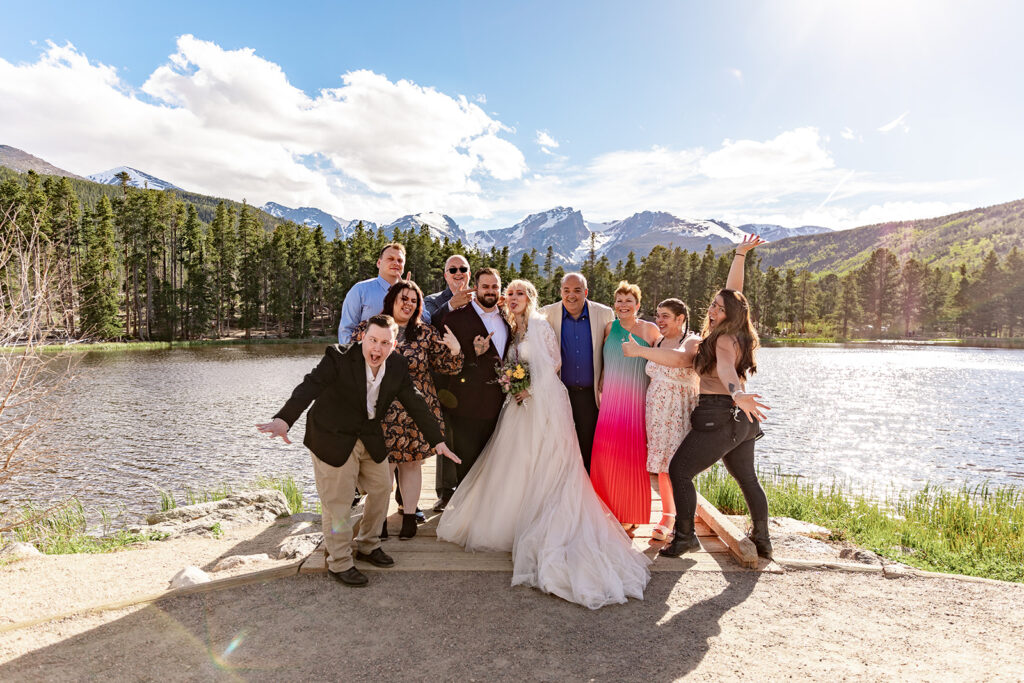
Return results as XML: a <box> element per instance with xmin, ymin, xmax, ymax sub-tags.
<box><xmin>736</xmin><ymin>253</ymin><xmax>746</xmax><ymax>258</ymax></box>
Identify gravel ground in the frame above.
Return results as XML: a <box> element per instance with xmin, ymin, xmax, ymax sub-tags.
<box><xmin>2</xmin><ymin>567</ymin><xmax>1023</xmax><ymax>681</ymax></box>
<box><xmin>0</xmin><ymin>520</ymin><xmax>300</xmax><ymax>624</ymax></box>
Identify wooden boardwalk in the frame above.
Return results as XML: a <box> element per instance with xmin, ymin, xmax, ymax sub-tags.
<box><xmin>301</xmin><ymin>457</ymin><xmax>760</xmax><ymax>574</ymax></box>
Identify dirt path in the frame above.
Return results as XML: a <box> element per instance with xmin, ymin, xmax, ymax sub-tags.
<box><xmin>0</xmin><ymin>519</ymin><xmax>301</xmax><ymax>625</ymax></box>
<box><xmin>2</xmin><ymin>566</ymin><xmax>1023</xmax><ymax>681</ymax></box>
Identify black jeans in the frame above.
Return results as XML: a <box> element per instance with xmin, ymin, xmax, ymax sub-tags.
<box><xmin>668</xmin><ymin>394</ymin><xmax>768</xmax><ymax>533</ymax></box>
<box><xmin>447</xmin><ymin>414</ymin><xmax>501</xmax><ymax>487</ymax></box>
<box><xmin>434</xmin><ymin>414</ymin><xmax>459</xmax><ymax>501</ymax></box>
<box><xmin>566</xmin><ymin>387</ymin><xmax>598</xmax><ymax>474</ymax></box>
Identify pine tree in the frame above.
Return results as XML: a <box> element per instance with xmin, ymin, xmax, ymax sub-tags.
<box><xmin>858</xmin><ymin>248</ymin><xmax>900</xmax><ymax>335</ymax></box>
<box><xmin>236</xmin><ymin>203</ymin><xmax>264</xmax><ymax>338</ymax></box>
<box><xmin>181</xmin><ymin>204</ymin><xmax>213</xmax><ymax>338</ymax></box>
<box><xmin>899</xmin><ymin>258</ymin><xmax>927</xmax><ymax>335</ymax></box>
<box><xmin>78</xmin><ymin>196</ymin><xmax>121</xmax><ymax>339</ymax></box>
<box><xmin>834</xmin><ymin>273</ymin><xmax>861</xmax><ymax>338</ymax></box>
<box><xmin>519</xmin><ymin>248</ymin><xmax>540</xmax><ymax>283</ymax></box>
<box><xmin>207</xmin><ymin>202</ymin><xmax>237</xmax><ymax>336</ymax></box>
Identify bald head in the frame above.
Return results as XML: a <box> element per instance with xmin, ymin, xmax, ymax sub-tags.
<box><xmin>560</xmin><ymin>272</ymin><xmax>589</xmax><ymax>318</ymax></box>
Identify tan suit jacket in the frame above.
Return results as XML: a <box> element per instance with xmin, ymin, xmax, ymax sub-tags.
<box><xmin>540</xmin><ymin>299</ymin><xmax>615</xmax><ymax>407</ymax></box>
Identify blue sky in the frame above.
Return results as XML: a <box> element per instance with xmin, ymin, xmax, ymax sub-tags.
<box><xmin>1</xmin><ymin>1</ymin><xmax>1021</xmax><ymax>231</ymax></box>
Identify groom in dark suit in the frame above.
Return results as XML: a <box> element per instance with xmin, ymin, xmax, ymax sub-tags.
<box><xmin>258</xmin><ymin>314</ymin><xmax>460</xmax><ymax>587</ymax></box>
<box><xmin>434</xmin><ymin>267</ymin><xmax>509</xmax><ymax>507</ymax></box>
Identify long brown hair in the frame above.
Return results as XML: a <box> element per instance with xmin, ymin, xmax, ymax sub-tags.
<box><xmin>694</xmin><ymin>289</ymin><xmax>759</xmax><ymax>379</ymax></box>
<box><xmin>382</xmin><ymin>280</ymin><xmax>424</xmax><ymax>340</ymax></box>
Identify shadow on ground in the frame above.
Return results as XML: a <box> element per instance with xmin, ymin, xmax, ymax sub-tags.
<box><xmin>2</xmin><ymin>568</ymin><xmax>760</xmax><ymax>681</ymax></box>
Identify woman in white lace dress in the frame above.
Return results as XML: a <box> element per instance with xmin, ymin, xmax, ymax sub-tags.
<box><xmin>437</xmin><ymin>279</ymin><xmax>651</xmax><ymax>610</ymax></box>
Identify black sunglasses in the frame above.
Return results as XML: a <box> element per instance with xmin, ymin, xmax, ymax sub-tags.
<box><xmin>447</xmin><ymin>266</ymin><xmax>469</xmax><ymax>274</ymax></box>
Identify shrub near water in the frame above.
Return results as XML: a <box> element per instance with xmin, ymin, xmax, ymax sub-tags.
<box><xmin>12</xmin><ymin>500</ymin><xmax>162</xmax><ymax>554</ymax></box>
<box><xmin>697</xmin><ymin>465</ymin><xmax>1024</xmax><ymax>583</ymax></box>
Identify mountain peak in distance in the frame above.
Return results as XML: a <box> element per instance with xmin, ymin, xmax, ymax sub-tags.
<box><xmin>88</xmin><ymin>166</ymin><xmax>182</xmax><ymax>192</ymax></box>
<box><xmin>0</xmin><ymin>145</ymin><xmax>84</xmax><ymax>179</ymax></box>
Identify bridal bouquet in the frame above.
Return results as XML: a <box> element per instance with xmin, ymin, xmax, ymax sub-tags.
<box><xmin>495</xmin><ymin>351</ymin><xmax>531</xmax><ymax>404</ymax></box>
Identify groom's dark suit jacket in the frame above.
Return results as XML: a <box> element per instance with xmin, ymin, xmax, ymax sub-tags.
<box><xmin>273</xmin><ymin>343</ymin><xmax>444</xmax><ymax>467</ymax></box>
<box><xmin>438</xmin><ymin>304</ymin><xmax>511</xmax><ymax>421</ymax></box>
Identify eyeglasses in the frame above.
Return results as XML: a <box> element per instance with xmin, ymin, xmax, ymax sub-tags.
<box><xmin>447</xmin><ymin>266</ymin><xmax>469</xmax><ymax>274</ymax></box>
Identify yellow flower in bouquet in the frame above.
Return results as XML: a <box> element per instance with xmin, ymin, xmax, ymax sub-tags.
<box><xmin>513</xmin><ymin>366</ymin><xmax>526</xmax><ymax>380</ymax></box>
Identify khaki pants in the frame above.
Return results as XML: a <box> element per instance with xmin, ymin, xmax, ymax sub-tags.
<box><xmin>311</xmin><ymin>441</ymin><xmax>390</xmax><ymax>572</ymax></box>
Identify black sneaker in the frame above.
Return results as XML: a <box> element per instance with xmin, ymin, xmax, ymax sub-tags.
<box><xmin>432</xmin><ymin>498</ymin><xmax>448</xmax><ymax>512</ymax></box>
<box><xmin>355</xmin><ymin>547</ymin><xmax>395</xmax><ymax>567</ymax></box>
<box><xmin>329</xmin><ymin>567</ymin><xmax>368</xmax><ymax>587</ymax></box>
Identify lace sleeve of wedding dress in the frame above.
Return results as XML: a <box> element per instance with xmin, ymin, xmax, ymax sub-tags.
<box><xmin>530</xmin><ymin>315</ymin><xmax>561</xmax><ymax>374</ymax></box>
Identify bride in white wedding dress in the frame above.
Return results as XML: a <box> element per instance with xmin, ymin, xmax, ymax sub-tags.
<box><xmin>437</xmin><ymin>279</ymin><xmax>651</xmax><ymax>609</ymax></box>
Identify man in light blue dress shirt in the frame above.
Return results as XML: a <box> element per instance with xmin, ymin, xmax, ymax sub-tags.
<box><xmin>337</xmin><ymin>242</ymin><xmax>432</xmax><ymax>343</ymax></box>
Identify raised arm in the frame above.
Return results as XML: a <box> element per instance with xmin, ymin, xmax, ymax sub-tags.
<box><xmin>715</xmin><ymin>335</ymin><xmax>769</xmax><ymax>422</ymax></box>
<box><xmin>621</xmin><ymin>333</ymin><xmax>693</xmax><ymax>368</ymax></box>
<box><xmin>725</xmin><ymin>234</ymin><xmax>767</xmax><ymax>293</ymax></box>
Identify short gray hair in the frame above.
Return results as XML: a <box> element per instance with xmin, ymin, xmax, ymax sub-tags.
<box><xmin>444</xmin><ymin>254</ymin><xmax>470</xmax><ymax>271</ymax></box>
<box><xmin>561</xmin><ymin>272</ymin><xmax>588</xmax><ymax>290</ymax></box>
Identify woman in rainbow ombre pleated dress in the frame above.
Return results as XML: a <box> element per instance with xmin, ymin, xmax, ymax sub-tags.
<box><xmin>589</xmin><ymin>281</ymin><xmax>661</xmax><ymax>536</ymax></box>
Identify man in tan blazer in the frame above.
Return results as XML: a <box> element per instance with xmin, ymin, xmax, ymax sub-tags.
<box><xmin>540</xmin><ymin>272</ymin><xmax>615</xmax><ymax>473</ymax></box>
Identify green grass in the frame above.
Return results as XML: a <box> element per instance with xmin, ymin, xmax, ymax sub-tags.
<box><xmin>697</xmin><ymin>465</ymin><xmax>1024</xmax><ymax>583</ymax></box>
<box><xmin>22</xmin><ymin>336</ymin><xmax>336</xmax><ymax>354</ymax></box>
<box><xmin>157</xmin><ymin>474</ymin><xmax>307</xmax><ymax>516</ymax></box>
<box><xmin>3</xmin><ymin>474</ymin><xmax>310</xmax><ymax>556</ymax></box>
<box><xmin>9</xmin><ymin>499</ymin><xmax>166</xmax><ymax>554</ymax></box>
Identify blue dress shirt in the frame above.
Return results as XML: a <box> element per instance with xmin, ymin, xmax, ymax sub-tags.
<box><xmin>337</xmin><ymin>276</ymin><xmax>432</xmax><ymax>343</ymax></box>
<box><xmin>560</xmin><ymin>302</ymin><xmax>594</xmax><ymax>388</ymax></box>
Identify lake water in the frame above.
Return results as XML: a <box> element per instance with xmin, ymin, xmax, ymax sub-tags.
<box><xmin>7</xmin><ymin>343</ymin><xmax>1024</xmax><ymax>516</ymax></box>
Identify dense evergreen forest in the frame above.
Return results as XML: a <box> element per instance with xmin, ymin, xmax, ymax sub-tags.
<box><xmin>2</xmin><ymin>169</ymin><xmax>1021</xmax><ymax>342</ymax></box>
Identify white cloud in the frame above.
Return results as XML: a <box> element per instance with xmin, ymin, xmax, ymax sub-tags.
<box><xmin>840</xmin><ymin>126</ymin><xmax>855</xmax><ymax>140</ymax></box>
<box><xmin>535</xmin><ymin>130</ymin><xmax>560</xmax><ymax>155</ymax></box>
<box><xmin>729</xmin><ymin>67</ymin><xmax>743</xmax><ymax>82</ymax></box>
<box><xmin>0</xmin><ymin>39</ymin><xmax>979</xmax><ymax>233</ymax></box>
<box><xmin>0</xmin><ymin>37</ymin><xmax>525</xmax><ymax>221</ymax></box>
<box><xmin>699</xmin><ymin>127</ymin><xmax>834</xmax><ymax>179</ymax></box>
<box><xmin>878</xmin><ymin>111</ymin><xmax>910</xmax><ymax>133</ymax></box>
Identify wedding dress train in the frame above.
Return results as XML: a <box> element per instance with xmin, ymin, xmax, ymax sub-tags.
<box><xmin>437</xmin><ymin>314</ymin><xmax>651</xmax><ymax>609</ymax></box>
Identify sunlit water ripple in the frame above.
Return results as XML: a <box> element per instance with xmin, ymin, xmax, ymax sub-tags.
<box><xmin>7</xmin><ymin>343</ymin><xmax>1024</xmax><ymax>516</ymax></box>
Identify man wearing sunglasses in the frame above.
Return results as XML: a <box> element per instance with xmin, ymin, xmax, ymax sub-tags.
<box><xmin>424</xmin><ymin>254</ymin><xmax>474</xmax><ymax>330</ymax></box>
<box><xmin>424</xmin><ymin>254</ymin><xmax>474</xmax><ymax>510</ymax></box>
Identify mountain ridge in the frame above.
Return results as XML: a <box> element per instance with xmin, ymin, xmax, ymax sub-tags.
<box><xmin>6</xmin><ymin>144</ymin><xmax>1019</xmax><ymax>275</ymax></box>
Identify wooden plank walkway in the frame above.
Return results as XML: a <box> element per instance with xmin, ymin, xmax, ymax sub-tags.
<box><xmin>301</xmin><ymin>457</ymin><xmax>761</xmax><ymax>574</ymax></box>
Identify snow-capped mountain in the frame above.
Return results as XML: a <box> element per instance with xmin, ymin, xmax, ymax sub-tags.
<box><xmin>472</xmin><ymin>207</ymin><xmax>591</xmax><ymax>265</ymax></box>
<box><xmin>260</xmin><ymin>202</ymin><xmax>377</xmax><ymax>236</ymax></box>
<box><xmin>595</xmin><ymin>211</ymin><xmax>749</xmax><ymax>264</ymax></box>
<box><xmin>383</xmin><ymin>212</ymin><xmax>468</xmax><ymax>243</ymax></box>
<box><xmin>88</xmin><ymin>166</ymin><xmax>181</xmax><ymax>191</ymax></box>
<box><xmin>737</xmin><ymin>223</ymin><xmax>832</xmax><ymax>242</ymax></box>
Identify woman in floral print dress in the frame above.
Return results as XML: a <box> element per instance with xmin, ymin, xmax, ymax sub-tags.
<box><xmin>355</xmin><ymin>279</ymin><xmax>463</xmax><ymax>539</ymax></box>
<box><xmin>644</xmin><ymin>299</ymin><xmax>700</xmax><ymax>540</ymax></box>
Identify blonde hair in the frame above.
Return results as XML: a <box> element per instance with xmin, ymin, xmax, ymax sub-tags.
<box><xmin>504</xmin><ymin>279</ymin><xmax>539</xmax><ymax>339</ymax></box>
<box><xmin>614</xmin><ymin>280</ymin><xmax>642</xmax><ymax>304</ymax></box>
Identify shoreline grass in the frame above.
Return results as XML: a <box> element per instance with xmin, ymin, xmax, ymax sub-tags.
<box><xmin>157</xmin><ymin>475</ymin><xmax>307</xmax><ymax>516</ymax></box>
<box><xmin>1</xmin><ymin>336</ymin><xmax>337</xmax><ymax>354</ymax></box>
<box><xmin>697</xmin><ymin>465</ymin><xmax>1024</xmax><ymax>583</ymax></box>
<box><xmin>3</xmin><ymin>475</ymin><xmax>310</xmax><ymax>555</ymax></box>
